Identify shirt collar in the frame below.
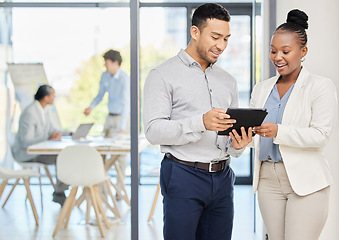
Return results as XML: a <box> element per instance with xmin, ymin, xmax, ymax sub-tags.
<box><xmin>106</xmin><ymin>68</ymin><xmax>121</xmax><ymax>79</ymax></box>
<box><xmin>113</xmin><ymin>68</ymin><xmax>121</xmax><ymax>79</ymax></box>
<box><xmin>34</xmin><ymin>100</ymin><xmax>46</xmax><ymax>125</ymax></box>
<box><xmin>177</xmin><ymin>49</ymin><xmax>214</xmax><ymax>69</ymax></box>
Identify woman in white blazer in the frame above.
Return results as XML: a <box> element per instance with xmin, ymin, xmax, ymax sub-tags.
<box><xmin>250</xmin><ymin>10</ymin><xmax>337</xmax><ymax>240</ymax></box>
<box><xmin>12</xmin><ymin>85</ymin><xmax>68</xmax><ymax>206</ymax></box>
<box><xmin>12</xmin><ymin>86</ymin><xmax>61</xmax><ymax>162</ymax></box>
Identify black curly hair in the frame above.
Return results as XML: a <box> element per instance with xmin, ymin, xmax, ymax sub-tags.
<box><xmin>275</xmin><ymin>9</ymin><xmax>308</xmax><ymax>46</ymax></box>
<box><xmin>34</xmin><ymin>85</ymin><xmax>53</xmax><ymax>101</ymax></box>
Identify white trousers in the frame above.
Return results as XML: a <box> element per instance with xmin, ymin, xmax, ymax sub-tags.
<box><xmin>104</xmin><ymin>115</ymin><xmax>126</xmax><ymax>189</ymax></box>
<box><xmin>258</xmin><ymin>160</ymin><xmax>330</xmax><ymax>240</ymax></box>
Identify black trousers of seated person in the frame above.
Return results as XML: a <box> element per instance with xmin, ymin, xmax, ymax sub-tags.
<box><xmin>26</xmin><ymin>155</ymin><xmax>69</xmax><ymax>194</ymax></box>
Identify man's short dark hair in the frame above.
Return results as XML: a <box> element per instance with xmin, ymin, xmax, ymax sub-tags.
<box><xmin>192</xmin><ymin>3</ymin><xmax>230</xmax><ymax>30</ymax></box>
<box><xmin>103</xmin><ymin>49</ymin><xmax>122</xmax><ymax>65</ymax></box>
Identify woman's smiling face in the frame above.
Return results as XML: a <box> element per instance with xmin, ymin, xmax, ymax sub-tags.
<box><xmin>270</xmin><ymin>30</ymin><xmax>307</xmax><ymax>78</ymax></box>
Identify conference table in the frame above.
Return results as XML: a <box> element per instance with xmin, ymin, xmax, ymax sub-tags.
<box><xmin>27</xmin><ymin>135</ymin><xmax>149</xmax><ymax>210</ymax></box>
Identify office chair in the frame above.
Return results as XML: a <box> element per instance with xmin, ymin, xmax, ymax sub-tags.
<box><xmin>53</xmin><ymin>145</ymin><xmax>118</xmax><ymax>238</ymax></box>
<box><xmin>0</xmin><ymin>166</ymin><xmax>40</xmax><ymax>225</ymax></box>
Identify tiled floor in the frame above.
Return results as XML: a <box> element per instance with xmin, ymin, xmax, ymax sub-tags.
<box><xmin>0</xmin><ymin>179</ymin><xmax>260</xmax><ymax>240</ymax></box>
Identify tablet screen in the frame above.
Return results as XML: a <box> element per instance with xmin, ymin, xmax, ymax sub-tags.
<box><xmin>217</xmin><ymin>108</ymin><xmax>267</xmax><ymax>136</ymax></box>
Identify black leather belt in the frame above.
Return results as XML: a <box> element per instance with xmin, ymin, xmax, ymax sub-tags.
<box><xmin>109</xmin><ymin>113</ymin><xmax>120</xmax><ymax>116</ymax></box>
<box><xmin>166</xmin><ymin>153</ymin><xmax>229</xmax><ymax>173</ymax></box>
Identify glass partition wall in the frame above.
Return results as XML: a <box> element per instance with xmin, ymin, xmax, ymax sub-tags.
<box><xmin>0</xmin><ymin>1</ymin><xmax>262</xmax><ymax>239</ymax></box>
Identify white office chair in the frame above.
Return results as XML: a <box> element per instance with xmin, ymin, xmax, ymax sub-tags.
<box><xmin>0</xmin><ymin>166</ymin><xmax>40</xmax><ymax>226</ymax></box>
<box><xmin>15</xmin><ymin>160</ymin><xmax>55</xmax><ymax>208</ymax></box>
<box><xmin>53</xmin><ymin>145</ymin><xmax>118</xmax><ymax>238</ymax></box>
<box><xmin>10</xmin><ymin>138</ymin><xmax>55</xmax><ymax>209</ymax></box>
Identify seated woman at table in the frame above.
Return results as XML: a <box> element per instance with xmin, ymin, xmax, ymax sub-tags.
<box><xmin>12</xmin><ymin>85</ymin><xmax>68</xmax><ymax>206</ymax></box>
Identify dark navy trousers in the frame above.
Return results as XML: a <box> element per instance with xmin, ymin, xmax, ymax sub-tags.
<box><xmin>160</xmin><ymin>155</ymin><xmax>235</xmax><ymax>240</ymax></box>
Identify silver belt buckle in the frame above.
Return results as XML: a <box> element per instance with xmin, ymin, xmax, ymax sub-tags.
<box><xmin>209</xmin><ymin>160</ymin><xmax>219</xmax><ymax>173</ymax></box>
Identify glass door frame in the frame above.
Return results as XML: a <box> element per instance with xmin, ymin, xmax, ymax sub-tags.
<box><xmin>133</xmin><ymin>3</ymin><xmax>257</xmax><ymax>239</ymax></box>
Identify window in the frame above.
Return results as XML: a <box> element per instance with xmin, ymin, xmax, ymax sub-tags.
<box><xmin>1</xmin><ymin>2</ymin><xmax>258</xmax><ymax>184</ymax></box>
<box><xmin>0</xmin><ymin>1</ymin><xmax>263</xmax><ymax>239</ymax></box>
<box><xmin>139</xmin><ymin>7</ymin><xmax>187</xmax><ymax>184</ymax></box>
<box><xmin>10</xmin><ymin>7</ymin><xmax>130</xmax><ymax>132</ymax></box>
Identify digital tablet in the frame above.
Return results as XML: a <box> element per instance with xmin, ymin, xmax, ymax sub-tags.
<box><xmin>217</xmin><ymin>108</ymin><xmax>268</xmax><ymax>136</ymax></box>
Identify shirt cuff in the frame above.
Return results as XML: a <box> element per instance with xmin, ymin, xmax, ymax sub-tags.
<box><xmin>227</xmin><ymin>142</ymin><xmax>246</xmax><ymax>158</ymax></box>
<box><xmin>273</xmin><ymin>124</ymin><xmax>282</xmax><ymax>144</ymax></box>
<box><xmin>190</xmin><ymin>114</ymin><xmax>206</xmax><ymax>133</ymax></box>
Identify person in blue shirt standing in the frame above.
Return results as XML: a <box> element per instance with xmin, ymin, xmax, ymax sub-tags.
<box><xmin>84</xmin><ymin>49</ymin><xmax>130</xmax><ymax>192</ymax></box>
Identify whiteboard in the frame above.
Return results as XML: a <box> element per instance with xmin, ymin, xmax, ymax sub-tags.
<box><xmin>7</xmin><ymin>63</ymin><xmax>48</xmax><ymax>109</ymax></box>
<box><xmin>7</xmin><ymin>63</ymin><xmax>62</xmax><ymax>130</ymax></box>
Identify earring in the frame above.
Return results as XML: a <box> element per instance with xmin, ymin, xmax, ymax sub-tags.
<box><xmin>301</xmin><ymin>57</ymin><xmax>306</xmax><ymax>62</ymax></box>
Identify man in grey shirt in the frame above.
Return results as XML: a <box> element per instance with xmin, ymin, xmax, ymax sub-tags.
<box><xmin>143</xmin><ymin>3</ymin><xmax>252</xmax><ymax>240</ymax></box>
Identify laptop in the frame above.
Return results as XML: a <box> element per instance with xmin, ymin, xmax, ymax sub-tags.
<box><xmin>72</xmin><ymin>123</ymin><xmax>94</xmax><ymax>140</ymax></box>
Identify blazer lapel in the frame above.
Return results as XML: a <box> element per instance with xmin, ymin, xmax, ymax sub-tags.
<box><xmin>32</xmin><ymin>101</ymin><xmax>46</xmax><ymax>128</ymax></box>
<box><xmin>258</xmin><ymin>76</ymin><xmax>278</xmax><ymax>108</ymax></box>
<box><xmin>281</xmin><ymin>67</ymin><xmax>309</xmax><ymax>124</ymax></box>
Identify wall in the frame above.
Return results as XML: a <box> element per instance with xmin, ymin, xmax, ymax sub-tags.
<box><xmin>263</xmin><ymin>0</ymin><xmax>339</xmax><ymax>239</ymax></box>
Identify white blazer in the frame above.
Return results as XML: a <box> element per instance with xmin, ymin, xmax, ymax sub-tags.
<box><xmin>12</xmin><ymin>101</ymin><xmax>57</xmax><ymax>162</ymax></box>
<box><xmin>250</xmin><ymin>67</ymin><xmax>338</xmax><ymax>196</ymax></box>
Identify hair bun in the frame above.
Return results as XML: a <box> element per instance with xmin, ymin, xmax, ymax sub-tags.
<box><xmin>286</xmin><ymin>9</ymin><xmax>308</xmax><ymax>29</ymax></box>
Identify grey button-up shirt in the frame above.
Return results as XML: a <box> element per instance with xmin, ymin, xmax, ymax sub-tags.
<box><xmin>143</xmin><ymin>49</ymin><xmax>244</xmax><ymax>163</ymax></box>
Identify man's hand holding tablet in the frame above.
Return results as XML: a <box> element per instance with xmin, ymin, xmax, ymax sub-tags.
<box><xmin>203</xmin><ymin>108</ymin><xmax>257</xmax><ymax>149</ymax></box>
<box><xmin>218</xmin><ymin>108</ymin><xmax>268</xmax><ymax>136</ymax></box>
<box><xmin>229</xmin><ymin>126</ymin><xmax>253</xmax><ymax>149</ymax></box>
<box><xmin>203</xmin><ymin>108</ymin><xmax>236</xmax><ymax>131</ymax></box>
<box><xmin>214</xmin><ymin>108</ymin><xmax>268</xmax><ymax>149</ymax></box>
